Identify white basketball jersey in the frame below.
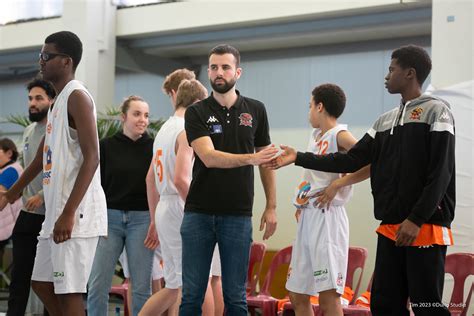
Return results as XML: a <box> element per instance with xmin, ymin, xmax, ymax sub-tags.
<box><xmin>293</xmin><ymin>124</ymin><xmax>353</xmax><ymax>208</ymax></box>
<box><xmin>42</xmin><ymin>80</ymin><xmax>107</xmax><ymax>238</ymax></box>
<box><xmin>152</xmin><ymin>116</ymin><xmax>190</xmax><ymax>198</ymax></box>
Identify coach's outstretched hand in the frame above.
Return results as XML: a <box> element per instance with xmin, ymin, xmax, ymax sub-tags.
<box><xmin>262</xmin><ymin>145</ymin><xmax>297</xmax><ymax>169</ymax></box>
<box><xmin>250</xmin><ymin>145</ymin><xmax>279</xmax><ymax>166</ymax></box>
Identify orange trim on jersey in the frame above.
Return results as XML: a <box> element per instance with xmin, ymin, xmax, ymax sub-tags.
<box><xmin>376</xmin><ymin>224</ymin><xmax>453</xmax><ymax>246</ymax></box>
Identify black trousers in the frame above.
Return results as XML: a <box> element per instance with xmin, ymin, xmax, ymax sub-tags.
<box><xmin>7</xmin><ymin>211</ymin><xmax>44</xmax><ymax>316</ymax></box>
<box><xmin>371</xmin><ymin>234</ymin><xmax>450</xmax><ymax>316</ymax></box>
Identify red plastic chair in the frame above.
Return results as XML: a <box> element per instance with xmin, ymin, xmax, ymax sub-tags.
<box><xmin>445</xmin><ymin>252</ymin><xmax>474</xmax><ymax>316</ymax></box>
<box><xmin>247</xmin><ymin>245</ymin><xmax>292</xmax><ymax>316</ymax></box>
<box><xmin>342</xmin><ymin>273</ymin><xmax>373</xmax><ymax>316</ymax></box>
<box><xmin>247</xmin><ymin>241</ymin><xmax>267</xmax><ymax>296</ymax></box>
<box><xmin>344</xmin><ymin>246</ymin><xmax>368</xmax><ymax>304</ymax></box>
<box><xmin>281</xmin><ymin>246</ymin><xmax>368</xmax><ymax>316</ymax></box>
<box><xmin>110</xmin><ymin>278</ymin><xmax>130</xmax><ymax>316</ymax></box>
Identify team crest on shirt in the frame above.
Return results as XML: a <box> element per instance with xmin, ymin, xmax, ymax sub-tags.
<box><xmin>295</xmin><ymin>181</ymin><xmax>311</xmax><ymax>208</ymax></box>
<box><xmin>43</xmin><ymin>146</ymin><xmax>53</xmax><ymax>185</ymax></box>
<box><xmin>239</xmin><ymin>113</ymin><xmax>253</xmax><ymax>127</ymax></box>
<box><xmin>410</xmin><ymin>107</ymin><xmax>423</xmax><ymax>120</ymax></box>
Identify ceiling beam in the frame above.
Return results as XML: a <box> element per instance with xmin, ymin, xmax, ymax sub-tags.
<box><xmin>116</xmin><ymin>45</ymin><xmax>200</xmax><ymax>76</ymax></box>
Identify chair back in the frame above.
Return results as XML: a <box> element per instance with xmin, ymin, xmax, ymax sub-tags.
<box><xmin>445</xmin><ymin>252</ymin><xmax>474</xmax><ymax>315</ymax></box>
<box><xmin>259</xmin><ymin>245</ymin><xmax>292</xmax><ymax>296</ymax></box>
<box><xmin>346</xmin><ymin>246</ymin><xmax>368</xmax><ymax>303</ymax></box>
<box><xmin>247</xmin><ymin>242</ymin><xmax>267</xmax><ymax>295</ymax></box>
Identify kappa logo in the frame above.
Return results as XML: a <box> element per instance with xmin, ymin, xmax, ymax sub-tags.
<box><xmin>439</xmin><ymin>110</ymin><xmax>450</xmax><ymax>122</ymax></box>
<box><xmin>207</xmin><ymin>116</ymin><xmax>219</xmax><ymax>123</ymax></box>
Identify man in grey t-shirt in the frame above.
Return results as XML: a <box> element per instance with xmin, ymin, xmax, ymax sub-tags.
<box><xmin>7</xmin><ymin>78</ymin><xmax>55</xmax><ymax>316</ymax></box>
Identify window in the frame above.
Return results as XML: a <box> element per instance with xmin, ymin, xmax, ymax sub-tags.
<box><xmin>0</xmin><ymin>0</ymin><xmax>62</xmax><ymax>25</ymax></box>
<box><xmin>112</xmin><ymin>0</ymin><xmax>170</xmax><ymax>8</ymax></box>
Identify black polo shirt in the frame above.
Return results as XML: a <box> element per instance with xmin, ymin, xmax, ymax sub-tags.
<box><xmin>184</xmin><ymin>91</ymin><xmax>271</xmax><ymax>217</ymax></box>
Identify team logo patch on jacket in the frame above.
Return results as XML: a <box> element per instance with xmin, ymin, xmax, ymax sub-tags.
<box><xmin>239</xmin><ymin>113</ymin><xmax>253</xmax><ymax>127</ymax></box>
<box><xmin>410</xmin><ymin>107</ymin><xmax>423</xmax><ymax>120</ymax></box>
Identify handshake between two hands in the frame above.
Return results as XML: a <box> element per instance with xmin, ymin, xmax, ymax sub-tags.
<box><xmin>255</xmin><ymin>144</ymin><xmax>297</xmax><ymax>169</ymax></box>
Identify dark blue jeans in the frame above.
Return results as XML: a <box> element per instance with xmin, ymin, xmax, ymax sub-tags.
<box><xmin>87</xmin><ymin>209</ymin><xmax>153</xmax><ymax>316</ymax></box>
<box><xmin>179</xmin><ymin>211</ymin><xmax>252</xmax><ymax>316</ymax></box>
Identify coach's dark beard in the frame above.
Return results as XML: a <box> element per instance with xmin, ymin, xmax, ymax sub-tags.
<box><xmin>29</xmin><ymin>108</ymin><xmax>48</xmax><ymax>122</ymax></box>
<box><xmin>210</xmin><ymin>77</ymin><xmax>236</xmax><ymax>94</ymax></box>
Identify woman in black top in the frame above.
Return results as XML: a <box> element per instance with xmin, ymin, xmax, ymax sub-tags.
<box><xmin>87</xmin><ymin>96</ymin><xmax>158</xmax><ymax>316</ymax></box>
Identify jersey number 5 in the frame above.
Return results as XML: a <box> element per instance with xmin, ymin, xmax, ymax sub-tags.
<box><xmin>154</xmin><ymin>149</ymin><xmax>163</xmax><ymax>183</ymax></box>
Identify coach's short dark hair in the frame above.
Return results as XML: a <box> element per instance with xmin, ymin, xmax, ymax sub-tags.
<box><xmin>45</xmin><ymin>31</ymin><xmax>83</xmax><ymax>71</ymax></box>
<box><xmin>311</xmin><ymin>83</ymin><xmax>346</xmax><ymax>119</ymax></box>
<box><xmin>26</xmin><ymin>78</ymin><xmax>56</xmax><ymax>99</ymax></box>
<box><xmin>208</xmin><ymin>44</ymin><xmax>240</xmax><ymax>67</ymax></box>
<box><xmin>391</xmin><ymin>45</ymin><xmax>432</xmax><ymax>85</ymax></box>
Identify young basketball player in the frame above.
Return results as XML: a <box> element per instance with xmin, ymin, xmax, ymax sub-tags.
<box><xmin>285</xmin><ymin>83</ymin><xmax>360</xmax><ymax>316</ymax></box>
<box><xmin>0</xmin><ymin>31</ymin><xmax>107</xmax><ymax>316</ymax></box>
<box><xmin>140</xmin><ymin>77</ymin><xmax>209</xmax><ymax>316</ymax></box>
